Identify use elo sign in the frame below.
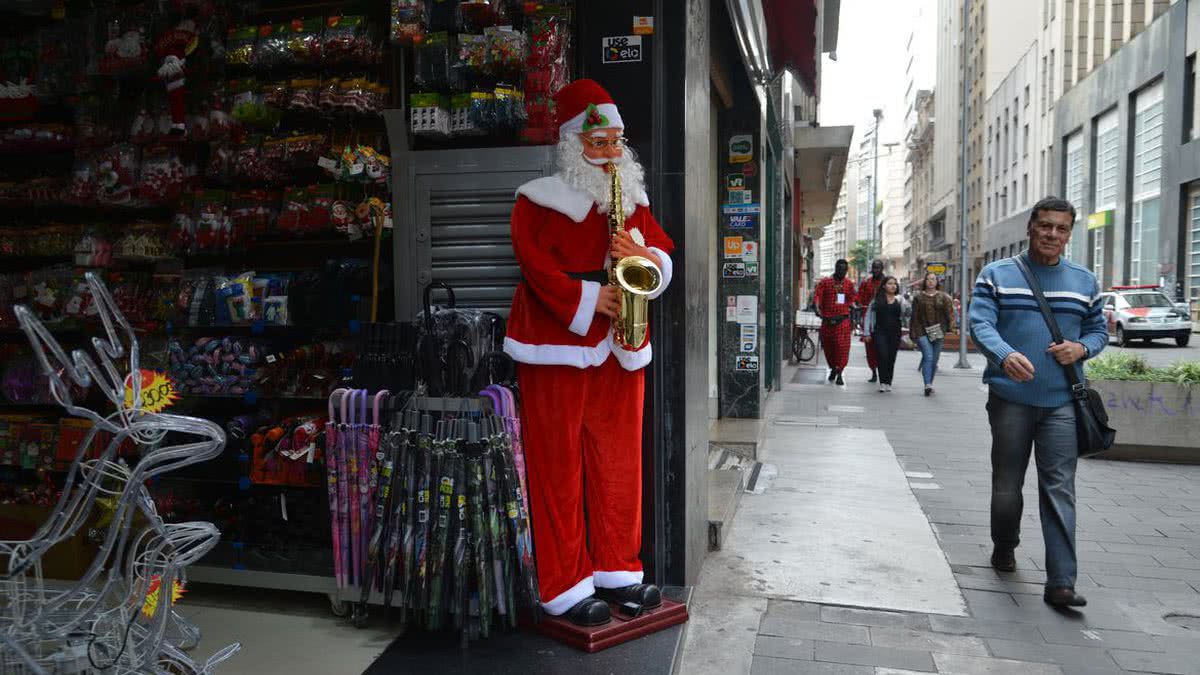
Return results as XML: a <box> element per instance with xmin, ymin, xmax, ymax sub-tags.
<box><xmin>602</xmin><ymin>36</ymin><xmax>643</xmax><ymax>63</ymax></box>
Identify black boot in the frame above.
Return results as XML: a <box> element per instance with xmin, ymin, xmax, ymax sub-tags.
<box><xmin>595</xmin><ymin>583</ymin><xmax>662</xmax><ymax>609</ymax></box>
<box><xmin>835</xmin><ymin>371</ymin><xmax>845</xmax><ymax>386</ymax></box>
<box><xmin>828</xmin><ymin>368</ymin><xmax>837</xmax><ymax>382</ymax></box>
<box><xmin>868</xmin><ymin>369</ymin><xmax>877</xmax><ymax>383</ymax></box>
<box><xmin>564</xmin><ymin>597</ymin><xmax>612</xmax><ymax>626</ymax></box>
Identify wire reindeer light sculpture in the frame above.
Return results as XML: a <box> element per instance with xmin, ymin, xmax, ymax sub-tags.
<box><xmin>0</xmin><ymin>272</ymin><xmax>240</xmax><ymax>674</ymax></box>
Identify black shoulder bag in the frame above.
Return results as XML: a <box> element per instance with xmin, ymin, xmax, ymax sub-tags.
<box><xmin>1012</xmin><ymin>256</ymin><xmax>1116</xmax><ymax>457</ymax></box>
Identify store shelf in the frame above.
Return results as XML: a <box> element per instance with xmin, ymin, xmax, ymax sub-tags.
<box><xmin>186</xmin><ymin>565</ymin><xmax>336</xmax><ymax>595</ymax></box>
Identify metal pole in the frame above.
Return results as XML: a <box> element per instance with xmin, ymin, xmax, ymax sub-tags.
<box><xmin>955</xmin><ymin>0</ymin><xmax>972</xmax><ymax>369</ymax></box>
<box><xmin>872</xmin><ymin>109</ymin><xmax>882</xmax><ymax>256</ymax></box>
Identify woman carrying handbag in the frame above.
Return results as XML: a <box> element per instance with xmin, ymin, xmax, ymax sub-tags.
<box><xmin>909</xmin><ymin>272</ymin><xmax>956</xmax><ymax>396</ymax></box>
<box><xmin>863</xmin><ymin>276</ymin><xmax>909</xmax><ymax>392</ymax></box>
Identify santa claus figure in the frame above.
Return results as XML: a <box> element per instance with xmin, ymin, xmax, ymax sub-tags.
<box><xmin>505</xmin><ymin>79</ymin><xmax>674</xmax><ymax>626</ymax></box>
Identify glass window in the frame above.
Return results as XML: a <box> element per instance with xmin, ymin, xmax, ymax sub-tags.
<box><xmin>1094</xmin><ymin>109</ymin><xmax>1120</xmax><ymax>211</ymax></box>
<box><xmin>1065</xmin><ymin>132</ymin><xmax>1085</xmax><ymax>261</ymax></box>
<box><xmin>1122</xmin><ymin>292</ymin><xmax>1172</xmax><ymax>308</ymax></box>
<box><xmin>1132</xmin><ymin>82</ymin><xmax>1166</xmax><ymax>288</ymax></box>
<box><xmin>1189</xmin><ymin>188</ymin><xmax>1200</xmax><ymax>308</ymax></box>
<box><xmin>1131</xmin><ymin>197</ymin><xmax>1160</xmax><ymax>286</ymax></box>
<box><xmin>1133</xmin><ymin>81</ymin><xmax>1164</xmax><ymax>199</ymax></box>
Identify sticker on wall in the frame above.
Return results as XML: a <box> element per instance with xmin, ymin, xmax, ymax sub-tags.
<box><xmin>727</xmin><ymin>189</ymin><xmax>753</xmax><ymax>205</ymax></box>
<box><xmin>602</xmin><ymin>35</ymin><xmax>643</xmax><ymax>63</ymax></box>
<box><xmin>742</xmin><ymin>241</ymin><xmax>759</xmax><ymax>262</ymax></box>
<box><xmin>741</xmin><ymin>161</ymin><xmax>758</xmax><ymax>177</ymax></box>
<box><xmin>735</xmin><ymin>355</ymin><xmax>760</xmax><ymax>372</ymax></box>
<box><xmin>726</xmin><ymin>174</ymin><xmax>746</xmax><ymax>190</ymax></box>
<box><xmin>722</xmin><ymin>262</ymin><xmax>746</xmax><ymax>278</ymax></box>
<box><xmin>723</xmin><ymin>236</ymin><xmax>744</xmax><ymax>258</ymax></box>
<box><xmin>722</xmin><ymin>203</ymin><xmax>761</xmax><ymax>215</ymax></box>
<box><xmin>740</xmin><ymin>324</ymin><xmax>758</xmax><ymax>353</ymax></box>
<box><xmin>725</xmin><ymin>305</ymin><xmax>738</xmax><ymax>321</ymax></box>
<box><xmin>729</xmin><ymin>134</ymin><xmax>753</xmax><ymax>164</ymax></box>
<box><xmin>745</xmin><ymin>261</ymin><xmax>760</xmax><ymax>277</ymax></box>
<box><xmin>727</xmin><ymin>295</ymin><xmax>737</xmax><ymax>307</ymax></box>
<box><xmin>633</xmin><ymin>16</ymin><xmax>655</xmax><ymax>35</ymax></box>
<box><xmin>727</xmin><ymin>214</ymin><xmax>756</xmax><ymax>230</ymax></box>
<box><xmin>736</xmin><ymin>295</ymin><xmax>757</xmax><ymax>324</ymax></box>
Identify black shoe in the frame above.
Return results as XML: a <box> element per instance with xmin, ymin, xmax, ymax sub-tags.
<box><xmin>828</xmin><ymin>369</ymin><xmax>837</xmax><ymax>382</ymax></box>
<box><xmin>924</xmin><ymin>386</ymin><xmax>933</xmax><ymax>397</ymax></box>
<box><xmin>990</xmin><ymin>548</ymin><xmax>1016</xmax><ymax>572</ymax></box>
<box><xmin>835</xmin><ymin>373</ymin><xmax>845</xmax><ymax>386</ymax></box>
<box><xmin>564</xmin><ymin>597</ymin><xmax>612</xmax><ymax>626</ymax></box>
<box><xmin>1043</xmin><ymin>586</ymin><xmax>1087</xmax><ymax>607</ymax></box>
<box><xmin>868</xmin><ymin>371</ymin><xmax>878</xmax><ymax>383</ymax></box>
<box><xmin>595</xmin><ymin>583</ymin><xmax>663</xmax><ymax>609</ymax></box>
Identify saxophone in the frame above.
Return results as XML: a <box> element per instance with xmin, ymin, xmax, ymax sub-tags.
<box><xmin>608</xmin><ymin>162</ymin><xmax>663</xmax><ymax>350</ymax></box>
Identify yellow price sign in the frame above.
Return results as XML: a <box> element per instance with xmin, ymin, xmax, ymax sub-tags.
<box><xmin>123</xmin><ymin>370</ymin><xmax>180</xmax><ymax>413</ymax></box>
<box><xmin>142</xmin><ymin>575</ymin><xmax>186</xmax><ymax>618</ymax></box>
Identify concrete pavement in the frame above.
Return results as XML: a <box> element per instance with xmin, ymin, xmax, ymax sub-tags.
<box><xmin>680</xmin><ymin>347</ymin><xmax>1200</xmax><ymax>675</ymax></box>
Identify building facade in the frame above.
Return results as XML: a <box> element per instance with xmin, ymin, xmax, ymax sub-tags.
<box><xmin>1052</xmin><ymin>0</ymin><xmax>1199</xmax><ymax>306</ymax></box>
<box><xmin>906</xmin><ymin>90</ymin><xmax>937</xmax><ymax>281</ymax></box>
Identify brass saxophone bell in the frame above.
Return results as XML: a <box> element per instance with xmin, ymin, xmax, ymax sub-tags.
<box><xmin>613</xmin><ymin>255</ymin><xmax>663</xmax><ymax>350</ymax></box>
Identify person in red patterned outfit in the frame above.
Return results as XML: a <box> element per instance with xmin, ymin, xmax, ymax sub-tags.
<box><xmin>856</xmin><ymin>259</ymin><xmax>885</xmax><ymax>383</ymax></box>
<box><xmin>504</xmin><ymin>79</ymin><xmax>675</xmax><ymax>627</ymax></box>
<box><xmin>814</xmin><ymin>259</ymin><xmax>858</xmax><ymax>385</ymax></box>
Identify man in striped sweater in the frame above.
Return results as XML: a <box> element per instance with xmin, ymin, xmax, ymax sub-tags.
<box><xmin>969</xmin><ymin>197</ymin><xmax>1108</xmax><ymax>609</ymax></box>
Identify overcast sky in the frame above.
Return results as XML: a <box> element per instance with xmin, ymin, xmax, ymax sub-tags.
<box><xmin>819</xmin><ymin>0</ymin><xmax>937</xmax><ymax>145</ymax></box>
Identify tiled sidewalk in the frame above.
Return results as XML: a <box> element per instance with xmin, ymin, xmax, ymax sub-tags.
<box><xmin>706</xmin><ymin>350</ymin><xmax>1200</xmax><ymax>675</ymax></box>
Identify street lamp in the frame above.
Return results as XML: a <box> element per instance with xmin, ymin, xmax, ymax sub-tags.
<box><xmin>871</xmin><ymin>109</ymin><xmax>883</xmax><ymax>256</ymax></box>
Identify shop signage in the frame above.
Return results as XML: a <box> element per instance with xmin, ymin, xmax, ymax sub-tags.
<box><xmin>602</xmin><ymin>35</ymin><xmax>643</xmax><ymax>63</ymax></box>
<box><xmin>735</xmin><ymin>355</ymin><xmax>760</xmax><ymax>372</ymax></box>
<box><xmin>740</xmin><ymin>324</ymin><xmax>758</xmax><ymax>352</ymax></box>
<box><xmin>633</xmin><ymin>16</ymin><xmax>655</xmax><ymax>35</ymax></box>
<box><xmin>745</xmin><ymin>261</ymin><xmax>759</xmax><ymax>277</ymax></box>
<box><xmin>722</xmin><ymin>262</ymin><xmax>746</xmax><ymax>278</ymax></box>
<box><xmin>727</xmin><ymin>174</ymin><xmax>746</xmax><ymax>190</ymax></box>
<box><xmin>925</xmin><ymin>261</ymin><xmax>947</xmax><ymax>275</ymax></box>
<box><xmin>1087</xmin><ymin>210</ymin><xmax>1113</xmax><ymax>230</ymax></box>
<box><xmin>727</xmin><ymin>189</ymin><xmax>752</xmax><ymax>205</ymax></box>
<box><xmin>725</xmin><ymin>305</ymin><xmax>737</xmax><ymax>321</ymax></box>
<box><xmin>729</xmin><ymin>134</ymin><xmax>753</xmax><ymax>163</ymax></box>
<box><xmin>741</xmin><ymin>161</ymin><xmax>758</xmax><ymax>176</ymax></box>
<box><xmin>742</xmin><ymin>241</ymin><xmax>759</xmax><ymax>262</ymax></box>
<box><xmin>722</xmin><ymin>203</ymin><xmax>761</xmax><ymax>215</ymax></box>
<box><xmin>727</xmin><ymin>214</ymin><xmax>756</xmax><ymax>230</ymax></box>
<box><xmin>723</xmin><ymin>236</ymin><xmax>744</xmax><ymax>258</ymax></box>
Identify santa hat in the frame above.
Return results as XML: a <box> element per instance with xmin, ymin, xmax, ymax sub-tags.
<box><xmin>555</xmin><ymin>79</ymin><xmax>624</xmax><ymax>137</ymax></box>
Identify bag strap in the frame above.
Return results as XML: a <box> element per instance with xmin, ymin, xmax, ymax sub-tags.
<box><xmin>1011</xmin><ymin>255</ymin><xmax>1084</xmax><ymax>392</ymax></box>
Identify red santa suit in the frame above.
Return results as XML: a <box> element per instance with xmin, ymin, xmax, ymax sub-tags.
<box><xmin>856</xmin><ymin>275</ymin><xmax>882</xmax><ymax>370</ymax></box>
<box><xmin>504</xmin><ymin>81</ymin><xmax>675</xmax><ymax>616</ymax></box>
<box><xmin>814</xmin><ymin>275</ymin><xmax>857</xmax><ymax>370</ymax></box>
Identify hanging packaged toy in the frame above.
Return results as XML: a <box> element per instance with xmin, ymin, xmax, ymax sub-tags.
<box><xmin>263</xmin><ymin>81</ymin><xmax>290</xmax><ymax>109</ymax></box>
<box><xmin>171</xmin><ymin>193</ymin><xmax>196</xmax><ymax>252</ymax></box>
<box><xmin>99</xmin><ymin>12</ymin><xmax>148</xmax><ymax>75</ymax></box>
<box><xmin>492</xmin><ymin>85</ymin><xmax>524</xmax><ymax>132</ymax></box>
<box><xmin>192</xmin><ymin>190</ymin><xmax>231</xmax><ymax>252</ymax></box>
<box><xmin>288</xmin><ymin>78</ymin><xmax>320</xmax><ymax>111</ymax></box>
<box><xmin>231</xmin><ymin>189</ymin><xmax>277</xmax><ymax>237</ymax></box>
<box><xmin>484</xmin><ymin>26</ymin><xmax>524</xmax><ymax>78</ymax></box>
<box><xmin>230</xmin><ymin>80</ymin><xmax>282</xmax><ymax>130</ymax></box>
<box><xmin>318</xmin><ymin>78</ymin><xmax>342</xmax><ymax>112</ymax></box>
<box><xmin>251</xmin><ymin>24</ymin><xmax>291</xmax><ymax>71</ymax></box>
<box><xmin>287</xmin><ymin>18</ymin><xmax>324</xmax><ymax>64</ymax></box>
<box><xmin>277</xmin><ymin>186</ymin><xmax>310</xmax><ymax>233</ymax></box>
<box><xmin>414</xmin><ymin>32</ymin><xmax>451</xmax><ymax>92</ymax></box>
<box><xmin>154</xmin><ymin>14</ymin><xmax>201</xmax><ymax>135</ymax></box>
<box><xmin>74</xmin><ymin>229</ymin><xmax>112</xmax><ymax>268</ymax></box>
<box><xmin>390</xmin><ymin>0</ymin><xmax>426</xmax><ymax>45</ymax></box>
<box><xmin>466</xmin><ymin>88</ymin><xmax>494</xmax><ymax>132</ymax></box>
<box><xmin>225</xmin><ymin>26</ymin><xmax>258</xmax><ymax>67</ymax></box>
<box><xmin>410</xmin><ymin>93</ymin><xmax>449</xmax><ymax>137</ymax></box>
<box><xmin>452</xmin><ymin>34</ymin><xmax>487</xmax><ymax>92</ymax></box>
<box><xmin>323</xmin><ymin>16</ymin><xmax>372</xmax><ymax>66</ymax></box>
<box><xmin>65</xmin><ymin>156</ymin><xmax>99</xmax><ymax>205</ymax></box>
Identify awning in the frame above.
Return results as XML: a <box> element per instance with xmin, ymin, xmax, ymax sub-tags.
<box><xmin>762</xmin><ymin>0</ymin><xmax>819</xmax><ymax>92</ymax></box>
<box><xmin>792</xmin><ymin>124</ymin><xmax>854</xmax><ymax>234</ymax></box>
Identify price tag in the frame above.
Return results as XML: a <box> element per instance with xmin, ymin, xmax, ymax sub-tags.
<box><xmin>123</xmin><ymin>370</ymin><xmax>179</xmax><ymax>413</ymax></box>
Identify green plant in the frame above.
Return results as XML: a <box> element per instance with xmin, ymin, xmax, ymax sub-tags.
<box><xmin>1086</xmin><ymin>352</ymin><xmax>1200</xmax><ymax>386</ymax></box>
<box><xmin>848</xmin><ymin>239</ymin><xmax>880</xmax><ymax>276</ymax></box>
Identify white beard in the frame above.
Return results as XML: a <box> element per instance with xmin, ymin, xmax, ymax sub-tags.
<box><xmin>555</xmin><ymin>134</ymin><xmax>646</xmax><ymax>217</ymax></box>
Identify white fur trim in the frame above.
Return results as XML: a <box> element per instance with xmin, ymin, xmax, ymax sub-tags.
<box><xmin>542</xmin><ymin>575</ymin><xmax>596</xmax><ymax>616</ymax></box>
<box><xmin>610</xmin><ymin>338</ymin><xmax>652</xmax><ymax>370</ymax></box>
<box><xmin>504</xmin><ymin>336</ymin><xmax>611</xmax><ymax>369</ymax></box>
<box><xmin>516</xmin><ymin>176</ymin><xmax>594</xmax><ymax>223</ymax></box>
<box><xmin>560</xmin><ymin>102</ymin><xmax>624</xmax><ymax>136</ymax></box>
<box><xmin>570</xmin><ymin>280</ymin><xmax>601</xmax><ymax>336</ymax></box>
<box><xmin>593</xmin><ymin>569</ymin><xmax>644</xmax><ymax>589</ymax></box>
<box><xmin>645</xmin><ymin>247</ymin><xmax>672</xmax><ymax>301</ymax></box>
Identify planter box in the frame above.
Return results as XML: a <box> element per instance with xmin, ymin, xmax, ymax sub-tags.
<box><xmin>1089</xmin><ymin>379</ymin><xmax>1198</xmax><ymax>464</ymax></box>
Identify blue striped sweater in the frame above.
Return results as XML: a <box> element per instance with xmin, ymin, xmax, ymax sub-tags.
<box><xmin>969</xmin><ymin>254</ymin><xmax>1108</xmax><ymax>408</ymax></box>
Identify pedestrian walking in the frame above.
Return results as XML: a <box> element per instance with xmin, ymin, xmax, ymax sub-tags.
<box><xmin>910</xmin><ymin>272</ymin><xmax>956</xmax><ymax>396</ymax></box>
<box><xmin>856</xmin><ymin>260</ymin><xmax>886</xmax><ymax>383</ymax></box>
<box><xmin>969</xmin><ymin>196</ymin><xmax>1108</xmax><ymax>608</ymax></box>
<box><xmin>862</xmin><ymin>276</ymin><xmax>908</xmax><ymax>392</ymax></box>
<box><xmin>814</xmin><ymin>259</ymin><xmax>857</xmax><ymax>385</ymax></box>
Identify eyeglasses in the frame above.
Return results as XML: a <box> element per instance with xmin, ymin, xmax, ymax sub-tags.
<box><xmin>582</xmin><ymin>136</ymin><xmax>626</xmax><ymax>149</ymax></box>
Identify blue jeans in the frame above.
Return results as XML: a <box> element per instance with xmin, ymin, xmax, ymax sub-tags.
<box><xmin>986</xmin><ymin>392</ymin><xmax>1079</xmax><ymax>588</ymax></box>
<box><xmin>916</xmin><ymin>336</ymin><xmax>943</xmax><ymax>386</ymax></box>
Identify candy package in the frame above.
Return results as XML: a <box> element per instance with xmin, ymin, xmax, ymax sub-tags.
<box><xmin>492</xmin><ymin>84</ymin><xmax>525</xmax><ymax>132</ymax></box>
<box><xmin>251</xmin><ymin>24</ymin><xmax>291</xmax><ymax>71</ymax></box>
<box><xmin>230</xmin><ymin>189</ymin><xmax>277</xmax><ymax>236</ymax></box>
<box><xmin>99</xmin><ymin>12</ymin><xmax>148</xmax><ymax>75</ymax></box>
<box><xmin>65</xmin><ymin>156</ymin><xmax>99</xmax><ymax>205</ymax></box>
<box><xmin>287</xmin><ymin>18</ymin><xmax>324</xmax><ymax>64</ymax></box>
<box><xmin>95</xmin><ymin>143</ymin><xmax>139</xmax><ymax>205</ymax></box>
<box><xmin>414</xmin><ymin>31</ymin><xmax>451</xmax><ymax>92</ymax></box>
<box><xmin>230</xmin><ymin>79</ymin><xmax>282</xmax><ymax>130</ymax></box>
<box><xmin>485</xmin><ymin>26</ymin><xmax>524</xmax><ymax>78</ymax></box>
<box><xmin>288</xmin><ymin>78</ymin><xmax>320</xmax><ymax>111</ymax></box>
<box><xmin>276</xmin><ymin>185</ymin><xmax>310</xmax><ymax>233</ymax></box>
<box><xmin>323</xmin><ymin>16</ymin><xmax>374</xmax><ymax>66</ymax></box>
<box><xmin>452</xmin><ymin>33</ymin><xmax>487</xmax><ymax>91</ymax></box>
<box><xmin>225</xmin><ymin>26</ymin><xmax>258</xmax><ymax>67</ymax></box>
<box><xmin>137</xmin><ymin>146</ymin><xmax>187</xmax><ymax>204</ymax></box>
<box><xmin>192</xmin><ymin>190</ymin><xmax>232</xmax><ymax>252</ymax></box>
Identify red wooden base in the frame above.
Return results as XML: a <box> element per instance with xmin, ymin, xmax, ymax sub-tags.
<box><xmin>535</xmin><ymin>599</ymin><xmax>689</xmax><ymax>653</ymax></box>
